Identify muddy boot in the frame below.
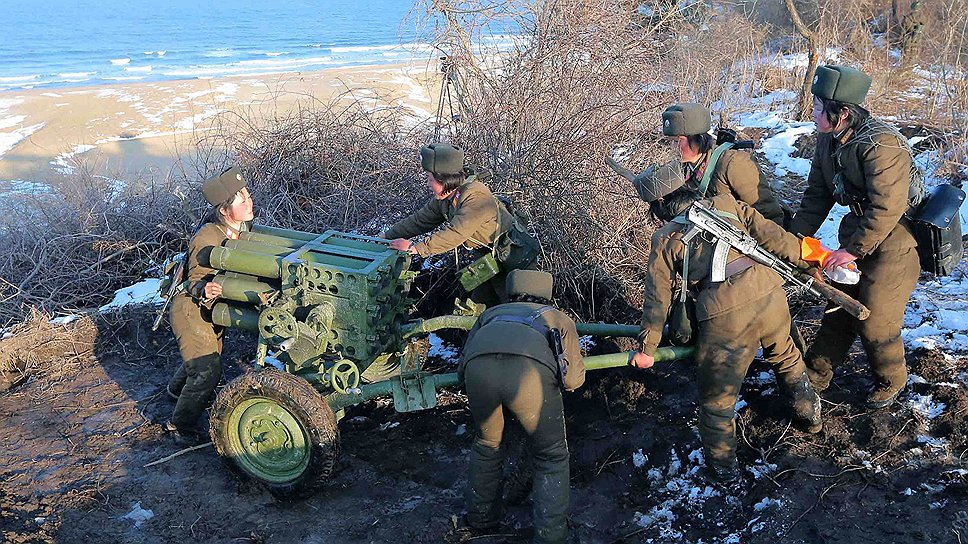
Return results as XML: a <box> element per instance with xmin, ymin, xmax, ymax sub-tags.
<box><xmin>805</xmin><ymin>356</ymin><xmax>834</xmax><ymax>393</ymax></box>
<box><xmin>780</xmin><ymin>372</ymin><xmax>823</xmax><ymax>434</ymax></box>
<box><xmin>162</xmin><ymin>420</ymin><xmax>203</xmax><ymax>447</ymax></box>
<box><xmin>704</xmin><ymin>456</ymin><xmax>741</xmax><ymax>486</ymax></box>
<box><xmin>866</xmin><ymin>381</ymin><xmax>904</xmax><ymax>410</ymax></box>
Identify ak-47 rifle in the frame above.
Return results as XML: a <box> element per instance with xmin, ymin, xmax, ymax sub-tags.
<box><xmin>685</xmin><ymin>201</ymin><xmax>871</xmax><ymax>321</ymax></box>
<box><xmin>151</xmin><ymin>188</ymin><xmax>204</xmax><ymax>331</ymax></box>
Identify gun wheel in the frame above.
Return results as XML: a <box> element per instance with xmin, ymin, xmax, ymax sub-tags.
<box><xmin>210</xmin><ymin>369</ymin><xmax>339</xmax><ymax>498</ymax></box>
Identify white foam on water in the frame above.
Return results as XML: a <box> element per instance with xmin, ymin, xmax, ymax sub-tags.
<box><xmin>109</xmin><ymin>58</ymin><xmax>131</xmax><ymax>66</ymax></box>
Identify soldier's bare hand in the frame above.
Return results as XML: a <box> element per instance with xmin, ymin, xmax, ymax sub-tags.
<box><xmin>389</xmin><ymin>238</ymin><xmax>415</xmax><ymax>254</ymax></box>
<box><xmin>823</xmin><ymin>249</ymin><xmax>857</xmax><ymax>270</ymax></box>
<box><xmin>204</xmin><ymin>281</ymin><xmax>222</xmax><ymax>300</ymax></box>
<box><xmin>630</xmin><ymin>351</ymin><xmax>655</xmax><ymax>369</ymax></box>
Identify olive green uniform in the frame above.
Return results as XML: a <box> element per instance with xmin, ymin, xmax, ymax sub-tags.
<box><xmin>459</xmin><ymin>303</ymin><xmax>585</xmax><ymax>544</ymax></box>
<box><xmin>639</xmin><ymin>194</ymin><xmax>815</xmax><ymax>469</ymax></box>
<box><xmin>167</xmin><ymin>222</ymin><xmax>229</xmax><ymax>430</ymax></box>
<box><xmin>790</xmin><ymin>116</ymin><xmax>920</xmax><ymax>392</ymax></box>
<box><xmin>687</xmin><ymin>147</ymin><xmax>787</xmax><ymax>226</ymax></box>
<box><xmin>385</xmin><ymin>179</ymin><xmax>538</xmax><ymax>304</ymax></box>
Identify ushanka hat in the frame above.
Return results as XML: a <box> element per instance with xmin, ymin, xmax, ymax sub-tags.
<box><xmin>632</xmin><ymin>162</ymin><xmax>686</xmax><ymax>202</ymax></box>
<box><xmin>420</xmin><ymin>143</ymin><xmax>465</xmax><ymax>176</ymax></box>
<box><xmin>811</xmin><ymin>65</ymin><xmax>872</xmax><ymax>105</ymax></box>
<box><xmin>662</xmin><ymin>103</ymin><xmax>711</xmax><ymax>136</ymax></box>
<box><xmin>506</xmin><ymin>270</ymin><xmax>554</xmax><ymax>301</ymax></box>
<box><xmin>202</xmin><ymin>166</ymin><xmax>246</xmax><ymax>206</ymax></box>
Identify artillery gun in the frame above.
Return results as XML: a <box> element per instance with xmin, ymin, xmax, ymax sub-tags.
<box><xmin>200</xmin><ymin>224</ymin><xmax>693</xmax><ymax>497</ymax></box>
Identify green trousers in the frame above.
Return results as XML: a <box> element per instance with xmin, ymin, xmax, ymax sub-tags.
<box><xmin>464</xmin><ymin>354</ymin><xmax>569</xmax><ymax>544</ymax></box>
<box><xmin>696</xmin><ymin>288</ymin><xmax>809</xmax><ymax>467</ymax></box>
<box><xmin>168</xmin><ymin>294</ymin><xmax>223</xmax><ymax>430</ymax></box>
<box><xmin>804</xmin><ymin>247</ymin><xmax>920</xmax><ymax>390</ymax></box>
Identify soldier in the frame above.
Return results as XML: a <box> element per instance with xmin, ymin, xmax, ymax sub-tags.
<box><xmin>629</xmin><ymin>164</ymin><xmax>823</xmax><ymax>483</ymax></box>
<box><xmin>164</xmin><ymin>166</ymin><xmax>254</xmax><ymax>444</ymax></box>
<box><xmin>790</xmin><ymin>65</ymin><xmax>921</xmax><ymax>409</ymax></box>
<box><xmin>383</xmin><ymin>143</ymin><xmax>539</xmax><ymax>306</ymax></box>
<box><xmin>656</xmin><ymin>102</ymin><xmax>789</xmax><ymax>226</ymax></box>
<box><xmin>459</xmin><ymin>270</ymin><xmax>585</xmax><ymax>544</ymax></box>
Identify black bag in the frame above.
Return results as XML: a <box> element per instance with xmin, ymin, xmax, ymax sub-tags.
<box><xmin>909</xmin><ymin>183</ymin><xmax>965</xmax><ymax>276</ymax></box>
<box><xmin>667</xmin><ymin>298</ymin><xmax>697</xmax><ymax>346</ymax></box>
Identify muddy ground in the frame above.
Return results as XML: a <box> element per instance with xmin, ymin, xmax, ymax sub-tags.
<box><xmin>1</xmin><ymin>305</ymin><xmax>967</xmax><ymax>544</ymax></box>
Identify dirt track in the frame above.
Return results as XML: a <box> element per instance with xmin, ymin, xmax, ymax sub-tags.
<box><xmin>1</xmin><ymin>307</ymin><xmax>967</xmax><ymax>544</ymax></box>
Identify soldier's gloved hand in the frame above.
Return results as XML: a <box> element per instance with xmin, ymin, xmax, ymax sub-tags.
<box><xmin>203</xmin><ymin>281</ymin><xmax>223</xmax><ymax>300</ymax></box>
<box><xmin>630</xmin><ymin>351</ymin><xmax>655</xmax><ymax>369</ymax></box>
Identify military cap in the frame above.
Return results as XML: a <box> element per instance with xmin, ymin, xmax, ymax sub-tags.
<box><xmin>420</xmin><ymin>143</ymin><xmax>465</xmax><ymax>176</ymax></box>
<box><xmin>662</xmin><ymin>103</ymin><xmax>711</xmax><ymax>136</ymax></box>
<box><xmin>632</xmin><ymin>162</ymin><xmax>686</xmax><ymax>202</ymax></box>
<box><xmin>811</xmin><ymin>65</ymin><xmax>871</xmax><ymax>106</ymax></box>
<box><xmin>202</xmin><ymin>166</ymin><xmax>246</xmax><ymax>206</ymax></box>
<box><xmin>506</xmin><ymin>270</ymin><xmax>554</xmax><ymax>301</ymax></box>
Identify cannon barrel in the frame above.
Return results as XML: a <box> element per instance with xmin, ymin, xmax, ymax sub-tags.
<box><xmin>210</xmin><ymin>246</ymin><xmax>284</xmax><ymax>279</ymax></box>
<box><xmin>251</xmin><ymin>224</ymin><xmax>316</xmax><ymax>242</ymax></box>
<box><xmin>213</xmin><ymin>274</ymin><xmax>279</xmax><ymax>305</ymax></box>
<box><xmin>223</xmin><ymin>239</ymin><xmax>299</xmax><ymax>258</ymax></box>
<box><xmin>239</xmin><ymin>231</ymin><xmax>304</xmax><ymax>249</ymax></box>
<box><xmin>212</xmin><ymin>302</ymin><xmax>260</xmax><ymax>332</ymax></box>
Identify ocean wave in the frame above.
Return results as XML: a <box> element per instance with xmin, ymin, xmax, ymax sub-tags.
<box><xmin>124</xmin><ymin>66</ymin><xmax>154</xmax><ymax>73</ymax></box>
<box><xmin>58</xmin><ymin>72</ymin><xmax>95</xmax><ymax>78</ymax></box>
<box><xmin>143</xmin><ymin>50</ymin><xmax>167</xmax><ymax>56</ymax></box>
<box><xmin>0</xmin><ymin>75</ymin><xmax>40</xmax><ymax>82</ymax></box>
<box><xmin>162</xmin><ymin>55</ymin><xmax>338</xmax><ymax>77</ymax></box>
<box><xmin>264</xmin><ymin>52</ymin><xmax>289</xmax><ymax>57</ymax></box>
<box><xmin>103</xmin><ymin>76</ymin><xmax>146</xmax><ymax>81</ymax></box>
<box><xmin>110</xmin><ymin>58</ymin><xmax>131</xmax><ymax>66</ymax></box>
<box><xmin>203</xmin><ymin>48</ymin><xmax>237</xmax><ymax>58</ymax></box>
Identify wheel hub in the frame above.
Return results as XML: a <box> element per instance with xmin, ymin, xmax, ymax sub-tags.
<box><xmin>228</xmin><ymin>398</ymin><xmax>311</xmax><ymax>483</ymax></box>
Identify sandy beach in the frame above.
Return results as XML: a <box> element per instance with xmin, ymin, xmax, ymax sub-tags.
<box><xmin>0</xmin><ymin>61</ymin><xmax>442</xmax><ymax>187</ymax></box>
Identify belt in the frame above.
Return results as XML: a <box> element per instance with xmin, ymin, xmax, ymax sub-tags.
<box><xmin>723</xmin><ymin>256</ymin><xmax>755</xmax><ymax>278</ymax></box>
<box><xmin>848</xmin><ymin>201</ymin><xmax>865</xmax><ymax>216</ymax></box>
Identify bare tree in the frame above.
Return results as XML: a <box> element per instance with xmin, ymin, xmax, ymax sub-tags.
<box><xmin>785</xmin><ymin>0</ymin><xmax>822</xmax><ymax>120</ymax></box>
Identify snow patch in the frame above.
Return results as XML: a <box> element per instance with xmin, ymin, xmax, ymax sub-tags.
<box><xmin>99</xmin><ymin>279</ymin><xmax>164</xmax><ymax>312</ymax></box>
<box><xmin>120</xmin><ymin>502</ymin><xmax>153</xmax><ymax>528</ymax></box>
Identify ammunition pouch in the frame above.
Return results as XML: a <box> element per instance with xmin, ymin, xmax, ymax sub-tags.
<box><xmin>667</xmin><ymin>297</ymin><xmax>697</xmax><ymax>346</ymax></box>
<box><xmin>458</xmin><ymin>253</ymin><xmax>501</xmax><ymax>292</ymax></box>
<box><xmin>908</xmin><ymin>183</ymin><xmax>966</xmax><ymax>276</ymax></box>
<box><xmin>496</xmin><ymin>223</ymin><xmax>540</xmax><ymax>271</ymax></box>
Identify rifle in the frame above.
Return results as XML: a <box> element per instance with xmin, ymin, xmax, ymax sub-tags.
<box><xmin>151</xmin><ymin>188</ymin><xmax>203</xmax><ymax>331</ymax></box>
<box><xmin>685</xmin><ymin>201</ymin><xmax>871</xmax><ymax>320</ymax></box>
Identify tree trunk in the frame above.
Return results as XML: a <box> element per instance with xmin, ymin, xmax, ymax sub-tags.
<box><xmin>784</xmin><ymin>0</ymin><xmax>821</xmax><ymax>121</ymax></box>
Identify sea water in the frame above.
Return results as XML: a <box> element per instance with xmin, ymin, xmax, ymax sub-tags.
<box><xmin>0</xmin><ymin>0</ymin><xmax>512</xmax><ymax>91</ymax></box>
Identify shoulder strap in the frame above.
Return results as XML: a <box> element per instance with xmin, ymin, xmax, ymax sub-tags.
<box><xmin>697</xmin><ymin>142</ymin><xmax>735</xmax><ymax>195</ymax></box>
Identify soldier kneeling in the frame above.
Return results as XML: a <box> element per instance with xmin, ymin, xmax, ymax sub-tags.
<box><xmin>459</xmin><ymin>270</ymin><xmax>585</xmax><ymax>544</ymax></box>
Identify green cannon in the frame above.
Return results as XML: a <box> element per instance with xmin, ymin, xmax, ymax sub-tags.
<box><xmin>203</xmin><ymin>224</ymin><xmax>694</xmax><ymax>497</ymax></box>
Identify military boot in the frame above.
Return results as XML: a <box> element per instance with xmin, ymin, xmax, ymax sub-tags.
<box><xmin>780</xmin><ymin>372</ymin><xmax>823</xmax><ymax>434</ymax></box>
<box><xmin>866</xmin><ymin>381</ymin><xmax>903</xmax><ymax>410</ymax></box>
<box><xmin>804</xmin><ymin>356</ymin><xmax>834</xmax><ymax>392</ymax></box>
<box><xmin>704</xmin><ymin>456</ymin><xmax>742</xmax><ymax>486</ymax></box>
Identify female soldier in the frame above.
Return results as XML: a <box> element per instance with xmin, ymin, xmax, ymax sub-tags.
<box><xmin>661</xmin><ymin>102</ymin><xmax>789</xmax><ymax>226</ymax></box>
<box><xmin>790</xmin><ymin>65</ymin><xmax>921</xmax><ymax>409</ymax></box>
<box><xmin>383</xmin><ymin>143</ymin><xmax>539</xmax><ymax>306</ymax></box>
<box><xmin>164</xmin><ymin>166</ymin><xmax>254</xmax><ymax>443</ymax></box>
<box><xmin>629</xmin><ymin>164</ymin><xmax>823</xmax><ymax>483</ymax></box>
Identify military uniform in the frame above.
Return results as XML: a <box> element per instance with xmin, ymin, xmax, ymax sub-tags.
<box><xmin>385</xmin><ymin>147</ymin><xmax>539</xmax><ymax>304</ymax></box>
<box><xmin>790</xmin><ymin>65</ymin><xmax>920</xmax><ymax>405</ymax></box>
<box><xmin>656</xmin><ymin>103</ymin><xmax>788</xmax><ymax>225</ymax></box>
<box><xmin>639</xmin><ymin>192</ymin><xmax>820</xmax><ymax>475</ymax></box>
<box><xmin>459</xmin><ymin>271</ymin><xmax>585</xmax><ymax>544</ymax></box>
<box><xmin>167</xmin><ymin>167</ymin><xmax>248</xmax><ymax>434</ymax></box>
<box><xmin>686</xmin><ymin>147</ymin><xmax>786</xmax><ymax>225</ymax></box>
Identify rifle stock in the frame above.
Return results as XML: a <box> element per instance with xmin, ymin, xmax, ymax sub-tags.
<box><xmin>797</xmin><ymin>271</ymin><xmax>870</xmax><ymax>320</ymax></box>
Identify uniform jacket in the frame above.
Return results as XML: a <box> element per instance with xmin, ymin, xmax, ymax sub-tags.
<box><xmin>184</xmin><ymin>222</ymin><xmax>228</xmax><ymax>305</ymax></box>
<box><xmin>384</xmin><ymin>179</ymin><xmax>514</xmax><ymax>258</ymax></box>
<box><xmin>790</xmin><ymin>116</ymin><xmax>917</xmax><ymax>258</ymax></box>
<box><xmin>688</xmin><ymin>148</ymin><xmax>786</xmax><ymax>225</ymax></box>
<box><xmin>638</xmin><ymin>194</ymin><xmax>805</xmax><ymax>356</ymax></box>
<box><xmin>460</xmin><ymin>302</ymin><xmax>586</xmax><ymax>391</ymax></box>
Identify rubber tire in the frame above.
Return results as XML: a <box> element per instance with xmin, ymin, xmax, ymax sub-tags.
<box><xmin>210</xmin><ymin>369</ymin><xmax>339</xmax><ymax>498</ymax></box>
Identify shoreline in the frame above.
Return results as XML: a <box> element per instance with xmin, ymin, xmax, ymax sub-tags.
<box><xmin>0</xmin><ymin>59</ymin><xmax>442</xmax><ymax>186</ymax></box>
